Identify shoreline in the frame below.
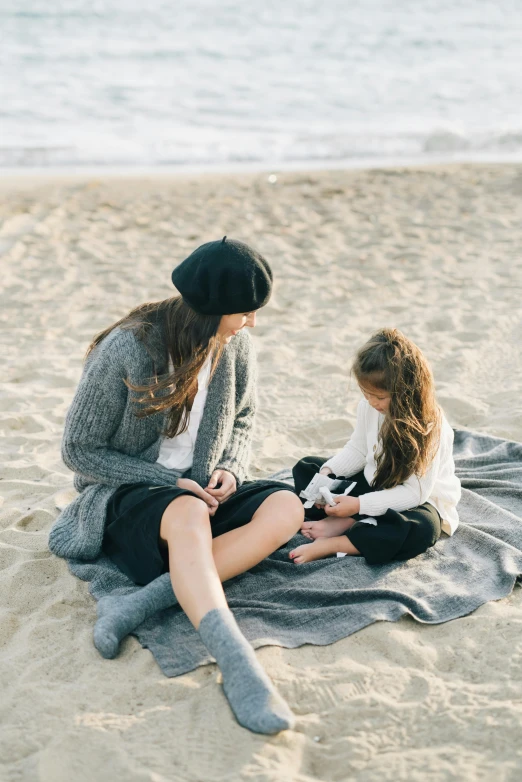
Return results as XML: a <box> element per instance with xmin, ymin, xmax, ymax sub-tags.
<box><xmin>2</xmin><ymin>149</ymin><xmax>522</xmax><ymax>183</ymax></box>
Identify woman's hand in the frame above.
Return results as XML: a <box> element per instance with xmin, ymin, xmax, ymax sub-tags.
<box><xmin>177</xmin><ymin>477</ymin><xmax>219</xmax><ymax>516</ymax></box>
<box><xmin>324</xmin><ymin>495</ymin><xmax>360</xmax><ymax>518</ymax></box>
<box><xmin>319</xmin><ymin>466</ymin><xmax>333</xmax><ymax>476</ymax></box>
<box><xmin>205</xmin><ymin>469</ymin><xmax>237</xmax><ymax>504</ymax></box>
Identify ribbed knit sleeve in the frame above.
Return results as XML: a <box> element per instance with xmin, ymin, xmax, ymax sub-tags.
<box><xmin>61</xmin><ymin>330</ymin><xmax>183</xmax><ymax>489</ymax></box>
<box><xmin>323</xmin><ymin>400</ymin><xmax>368</xmax><ymax>478</ymax></box>
<box><xmin>214</xmin><ymin>332</ymin><xmax>257</xmax><ymax>486</ymax></box>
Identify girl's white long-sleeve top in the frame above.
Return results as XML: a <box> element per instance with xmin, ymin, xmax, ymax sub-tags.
<box><xmin>323</xmin><ymin>400</ymin><xmax>461</xmax><ymax>535</ymax></box>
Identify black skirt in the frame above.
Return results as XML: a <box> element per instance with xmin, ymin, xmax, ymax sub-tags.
<box><xmin>292</xmin><ymin>455</ymin><xmax>442</xmax><ymax>566</ymax></box>
<box><xmin>102</xmin><ymin>479</ymin><xmax>292</xmax><ymax>585</ymax></box>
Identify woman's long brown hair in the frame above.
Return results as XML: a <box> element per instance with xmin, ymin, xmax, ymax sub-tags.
<box><xmin>353</xmin><ymin>328</ymin><xmax>440</xmax><ymax>490</ymax></box>
<box><xmin>86</xmin><ymin>297</ymin><xmax>224</xmax><ymax>438</ymax></box>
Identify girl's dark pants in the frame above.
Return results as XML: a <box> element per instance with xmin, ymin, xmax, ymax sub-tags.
<box><xmin>292</xmin><ymin>456</ymin><xmax>442</xmax><ymax>565</ymax></box>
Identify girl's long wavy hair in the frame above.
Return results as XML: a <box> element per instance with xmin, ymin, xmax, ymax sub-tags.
<box><xmin>86</xmin><ymin>296</ymin><xmax>225</xmax><ymax>438</ymax></box>
<box><xmin>353</xmin><ymin>328</ymin><xmax>441</xmax><ymax>490</ymax></box>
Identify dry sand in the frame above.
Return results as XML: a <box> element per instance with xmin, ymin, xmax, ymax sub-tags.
<box><xmin>1</xmin><ymin>164</ymin><xmax>522</xmax><ymax>781</ymax></box>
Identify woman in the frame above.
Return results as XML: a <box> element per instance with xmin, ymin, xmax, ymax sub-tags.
<box><xmin>49</xmin><ymin>237</ymin><xmax>304</xmax><ymax>735</ymax></box>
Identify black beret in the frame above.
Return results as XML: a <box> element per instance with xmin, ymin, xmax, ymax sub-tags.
<box><xmin>171</xmin><ymin>237</ymin><xmax>273</xmax><ymax>316</ymax></box>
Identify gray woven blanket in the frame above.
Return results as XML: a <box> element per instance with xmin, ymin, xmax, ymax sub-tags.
<box><xmin>67</xmin><ymin>429</ymin><xmax>522</xmax><ymax>677</ymax></box>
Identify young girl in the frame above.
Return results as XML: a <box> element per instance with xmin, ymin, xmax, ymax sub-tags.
<box><xmin>290</xmin><ymin>328</ymin><xmax>461</xmax><ymax>565</ymax></box>
<box><xmin>49</xmin><ymin>237</ymin><xmax>304</xmax><ymax>735</ymax></box>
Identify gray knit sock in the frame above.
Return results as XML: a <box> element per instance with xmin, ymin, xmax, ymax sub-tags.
<box><xmin>93</xmin><ymin>573</ymin><xmax>177</xmax><ymax>659</ymax></box>
<box><xmin>198</xmin><ymin>608</ymin><xmax>295</xmax><ymax>735</ymax></box>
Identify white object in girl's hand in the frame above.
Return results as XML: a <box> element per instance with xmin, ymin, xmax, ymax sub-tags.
<box><xmin>324</xmin><ymin>480</ymin><xmax>358</xmax><ymax>507</ymax></box>
<box><xmin>318</xmin><ymin>486</ymin><xmax>337</xmax><ymax>507</ymax></box>
<box><xmin>300</xmin><ymin>473</ymin><xmax>343</xmax><ymax>508</ymax></box>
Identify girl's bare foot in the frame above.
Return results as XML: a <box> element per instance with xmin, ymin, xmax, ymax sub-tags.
<box><xmin>289</xmin><ymin>537</ymin><xmax>339</xmax><ymax>564</ymax></box>
<box><xmin>300</xmin><ymin>517</ymin><xmax>356</xmax><ymax>540</ymax></box>
<box><xmin>290</xmin><ymin>535</ymin><xmax>361</xmax><ymax>564</ymax></box>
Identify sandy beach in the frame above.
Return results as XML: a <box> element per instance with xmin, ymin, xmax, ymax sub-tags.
<box><xmin>1</xmin><ymin>163</ymin><xmax>522</xmax><ymax>781</ymax></box>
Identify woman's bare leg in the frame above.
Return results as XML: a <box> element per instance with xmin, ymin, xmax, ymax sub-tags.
<box><xmin>159</xmin><ymin>492</ymin><xmax>297</xmax><ymax>734</ymax></box>
<box><xmin>94</xmin><ymin>490</ymin><xmax>303</xmax><ymax>734</ymax></box>
<box><xmin>210</xmin><ymin>490</ymin><xmax>304</xmax><ymax>581</ymax></box>
<box><xmin>161</xmin><ymin>490</ymin><xmax>302</xmax><ymax>625</ymax></box>
<box><xmin>94</xmin><ymin>491</ymin><xmax>303</xmax><ymax>657</ymax></box>
<box><xmin>159</xmin><ymin>494</ymin><xmax>226</xmax><ymax>627</ymax></box>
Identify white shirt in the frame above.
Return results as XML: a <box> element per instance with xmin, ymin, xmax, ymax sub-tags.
<box><xmin>323</xmin><ymin>399</ymin><xmax>461</xmax><ymax>535</ymax></box>
<box><xmin>156</xmin><ymin>356</ymin><xmax>212</xmax><ymax>472</ymax></box>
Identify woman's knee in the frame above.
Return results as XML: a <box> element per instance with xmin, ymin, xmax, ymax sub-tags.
<box><xmin>259</xmin><ymin>490</ymin><xmax>305</xmax><ymax>531</ymax></box>
<box><xmin>159</xmin><ymin>495</ymin><xmax>210</xmax><ymax>542</ymax></box>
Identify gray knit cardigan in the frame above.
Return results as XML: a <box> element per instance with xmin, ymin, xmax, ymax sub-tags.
<box><xmin>48</xmin><ymin>324</ymin><xmax>257</xmax><ymax>561</ymax></box>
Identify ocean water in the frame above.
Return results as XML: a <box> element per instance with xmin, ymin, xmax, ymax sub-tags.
<box><xmin>1</xmin><ymin>0</ymin><xmax>522</xmax><ymax>169</ymax></box>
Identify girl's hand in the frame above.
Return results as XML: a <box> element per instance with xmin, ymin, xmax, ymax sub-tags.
<box><xmin>205</xmin><ymin>469</ymin><xmax>237</xmax><ymax>504</ymax></box>
<box><xmin>324</xmin><ymin>495</ymin><xmax>360</xmax><ymax>518</ymax></box>
<box><xmin>177</xmin><ymin>477</ymin><xmax>219</xmax><ymax>516</ymax></box>
<box><xmin>319</xmin><ymin>466</ymin><xmax>332</xmax><ymax>476</ymax></box>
